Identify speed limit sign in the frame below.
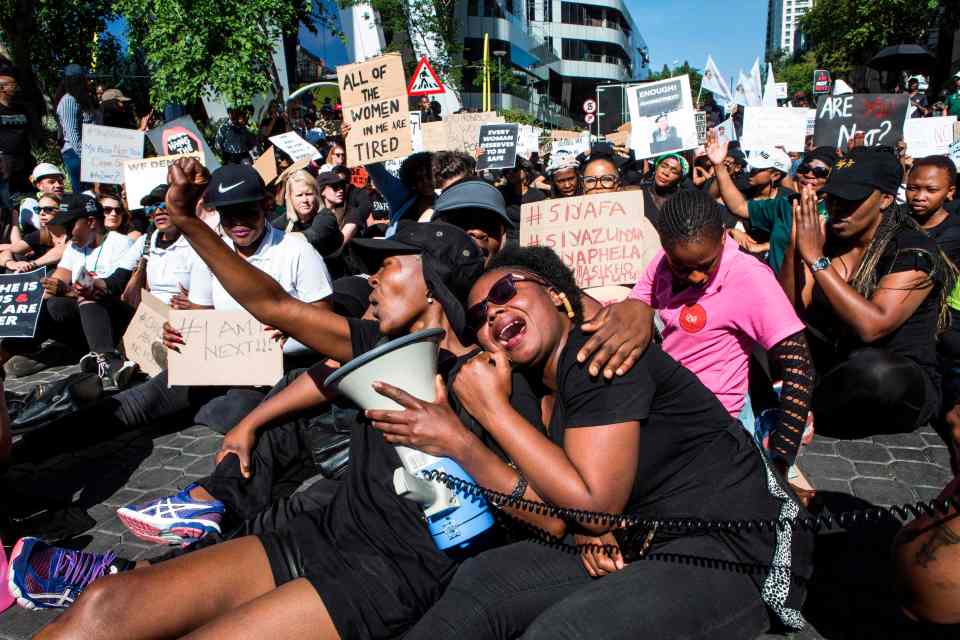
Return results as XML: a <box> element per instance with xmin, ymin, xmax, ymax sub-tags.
<box><xmin>584</xmin><ymin>113</ymin><xmax>596</xmax><ymax>124</ymax></box>
<box><xmin>582</xmin><ymin>99</ymin><xmax>597</xmax><ymax>114</ymax></box>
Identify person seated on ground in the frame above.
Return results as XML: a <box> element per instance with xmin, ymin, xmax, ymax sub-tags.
<box><xmin>499</xmin><ymin>157</ymin><xmax>546</xmax><ymax>244</ymax></box>
<box><xmin>371</xmin><ymin>150</ymin><xmax>435</xmax><ymax>231</ymax></box>
<box><xmin>331</xmin><ymin>164</ymin><xmax>372</xmax><ymax>246</ymax></box>
<box><xmin>403</xmin><ymin>245</ymin><xmax>812</xmax><ymax>640</ymax></box>
<box><xmin>431</xmin><ymin>150</ymin><xmax>477</xmax><ymax>193</ymax></box>
<box><xmin>629</xmin><ymin>189</ymin><xmax>814</xmax><ymax>478</ymax></box>
<box><xmin>546</xmin><ymin>152</ymin><xmax>580</xmax><ymax>199</ymax></box>
<box><xmin>431</xmin><ymin>179</ymin><xmax>511</xmax><ymax>267</ymax></box>
<box><xmin>99</xmin><ymin>193</ymin><xmax>141</xmax><ymax>241</ymax></box>
<box><xmin>0</xmin><ymin>193</ymin><xmax>137</xmax><ymax>387</ymax></box>
<box><xmin>642</xmin><ymin>153</ymin><xmax>687</xmax><ymax>226</ymax></box>
<box><xmin>709</xmin><ymin>129</ymin><xmax>836</xmax><ymax>275</ymax></box>
<box><xmin>1</xmin><ymin>193</ymin><xmax>68</xmax><ymax>273</ymax></box>
<box><xmin>894</xmin><ymin>475</ymin><xmax>960</xmax><ymax>625</ymax></box>
<box><xmin>270</xmin><ymin>169</ymin><xmax>342</xmax><ymax>257</ymax></box>
<box><xmin>18</xmin><ymin>203</ymin><xmax>549</xmax><ymax>635</ymax></box>
<box><xmin>13</xmin><ymin>163</ymin><xmax>66</xmax><ymax>244</ymax></box>
<box><xmin>781</xmin><ymin>148</ymin><xmax>954</xmax><ymax>439</ymax></box>
<box><xmin>117</xmin><ymin>184</ymin><xmax>212</xmax><ymax>311</ymax></box>
<box><xmin>904</xmin><ymin>157</ymin><xmax>960</xmax><ymax>462</ymax></box>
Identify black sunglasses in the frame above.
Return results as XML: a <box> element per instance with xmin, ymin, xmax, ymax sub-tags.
<box><xmin>467</xmin><ymin>273</ymin><xmax>549</xmax><ymax>332</ymax></box>
<box><xmin>144</xmin><ymin>204</ymin><xmax>166</xmax><ymax>215</ymax></box>
<box><xmin>38</xmin><ymin>206</ymin><xmax>59</xmax><ymax>214</ymax></box>
<box><xmin>797</xmin><ymin>164</ymin><xmax>831</xmax><ymax>179</ymax></box>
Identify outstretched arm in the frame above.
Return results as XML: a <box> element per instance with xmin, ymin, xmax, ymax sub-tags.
<box><xmin>705</xmin><ymin>129</ymin><xmax>749</xmax><ymax>219</ymax></box>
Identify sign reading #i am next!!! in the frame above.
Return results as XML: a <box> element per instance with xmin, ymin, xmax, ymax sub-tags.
<box><xmin>337</xmin><ymin>53</ymin><xmax>413</xmax><ymax>167</ymax></box>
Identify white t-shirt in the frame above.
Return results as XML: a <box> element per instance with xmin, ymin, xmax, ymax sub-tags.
<box><xmin>58</xmin><ymin>231</ymin><xmax>135</xmax><ymax>282</ymax></box>
<box><xmin>118</xmin><ymin>231</ymin><xmax>211</xmax><ymax>305</ymax></box>
<box><xmin>189</xmin><ymin>225</ymin><xmax>332</xmax><ymax>310</ymax></box>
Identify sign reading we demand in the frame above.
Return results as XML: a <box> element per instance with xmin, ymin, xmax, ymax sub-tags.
<box><xmin>337</xmin><ymin>53</ymin><xmax>412</xmax><ymax>166</ymax></box>
<box><xmin>520</xmin><ymin>192</ymin><xmax>661</xmax><ymax>289</ymax></box>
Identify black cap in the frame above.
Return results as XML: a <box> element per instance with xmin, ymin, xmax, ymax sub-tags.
<box><xmin>348</xmin><ymin>221</ymin><xmax>485</xmax><ymax>338</ymax></box>
<box><xmin>803</xmin><ymin>146</ymin><xmax>838</xmax><ymax>168</ymax></box>
<box><xmin>48</xmin><ymin>193</ymin><xmax>102</xmax><ymax>228</ymax></box>
<box><xmin>140</xmin><ymin>184</ymin><xmax>169</xmax><ymax>207</ymax></box>
<box><xmin>431</xmin><ymin>178</ymin><xmax>513</xmax><ymax>229</ymax></box>
<box><xmin>820</xmin><ymin>148</ymin><xmax>902</xmax><ymax>201</ymax></box>
<box><xmin>203</xmin><ymin>164</ymin><xmax>266</xmax><ymax>207</ymax></box>
<box><xmin>316</xmin><ymin>171</ymin><xmax>346</xmax><ymax>188</ymax></box>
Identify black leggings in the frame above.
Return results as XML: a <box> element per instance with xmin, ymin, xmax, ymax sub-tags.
<box><xmin>3</xmin><ymin>295</ymin><xmax>133</xmax><ymax>355</ymax></box>
<box><xmin>813</xmin><ymin>347</ymin><xmax>934</xmax><ymax>439</ymax></box>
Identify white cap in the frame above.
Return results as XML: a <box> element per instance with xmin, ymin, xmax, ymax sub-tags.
<box><xmin>30</xmin><ymin>162</ymin><xmax>64</xmax><ymax>183</ymax></box>
<box><xmin>747</xmin><ymin>149</ymin><xmax>791</xmax><ymax>174</ymax></box>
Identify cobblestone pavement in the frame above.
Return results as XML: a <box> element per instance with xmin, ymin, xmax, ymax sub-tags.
<box><xmin>0</xmin><ymin>366</ymin><xmax>957</xmax><ymax>639</ymax></box>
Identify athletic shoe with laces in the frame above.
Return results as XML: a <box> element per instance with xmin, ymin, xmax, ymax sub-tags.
<box><xmin>78</xmin><ymin>351</ymin><xmax>99</xmax><ymax>374</ymax></box>
<box><xmin>117</xmin><ymin>482</ymin><xmax>224</xmax><ymax>545</ymax></box>
<box><xmin>7</xmin><ymin>537</ymin><xmax>122</xmax><ymax>609</ymax></box>
<box><xmin>92</xmin><ymin>352</ymin><xmax>138</xmax><ymax>391</ymax></box>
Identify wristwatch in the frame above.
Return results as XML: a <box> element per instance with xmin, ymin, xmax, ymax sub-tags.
<box><xmin>809</xmin><ymin>256</ymin><xmax>831</xmax><ymax>273</ymax></box>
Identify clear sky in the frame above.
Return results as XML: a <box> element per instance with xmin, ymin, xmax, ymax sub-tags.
<box><xmin>624</xmin><ymin>0</ymin><xmax>768</xmax><ymax>82</ymax></box>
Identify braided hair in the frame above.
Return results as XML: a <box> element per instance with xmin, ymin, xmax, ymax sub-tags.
<box><xmin>487</xmin><ymin>246</ymin><xmax>584</xmax><ymax>323</ymax></box>
<box><xmin>654</xmin><ymin>189</ymin><xmax>724</xmax><ymax>249</ymax></box>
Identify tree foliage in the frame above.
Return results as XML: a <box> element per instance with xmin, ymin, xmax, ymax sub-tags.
<box><xmin>769</xmin><ymin>51</ymin><xmax>817</xmax><ymax>97</ymax></box>
<box><xmin>800</xmin><ymin>0</ymin><xmax>959</xmax><ymax>75</ymax></box>
<box><xmin>646</xmin><ymin>61</ymin><xmax>703</xmax><ymax>103</ymax></box>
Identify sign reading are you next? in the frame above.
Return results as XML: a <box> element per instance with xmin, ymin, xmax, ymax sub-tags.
<box><xmin>337</xmin><ymin>53</ymin><xmax>412</xmax><ymax>167</ymax></box>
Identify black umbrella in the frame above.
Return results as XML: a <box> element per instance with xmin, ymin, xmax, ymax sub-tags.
<box><xmin>868</xmin><ymin>44</ymin><xmax>936</xmax><ymax>72</ymax></box>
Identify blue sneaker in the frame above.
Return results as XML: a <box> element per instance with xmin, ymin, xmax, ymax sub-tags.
<box><xmin>8</xmin><ymin>538</ymin><xmax>120</xmax><ymax>609</ymax></box>
<box><xmin>116</xmin><ymin>482</ymin><xmax>224</xmax><ymax>545</ymax></box>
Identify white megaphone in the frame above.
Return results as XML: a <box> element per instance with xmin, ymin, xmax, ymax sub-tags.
<box><xmin>324</xmin><ymin>328</ymin><xmax>495</xmax><ymax>550</ymax></box>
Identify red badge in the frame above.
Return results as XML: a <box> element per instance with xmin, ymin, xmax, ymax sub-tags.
<box><xmin>679</xmin><ymin>303</ymin><xmax>707</xmax><ymax>333</ymax></box>
<box><xmin>14</xmin><ymin>293</ymin><xmax>27</xmax><ymax>303</ymax></box>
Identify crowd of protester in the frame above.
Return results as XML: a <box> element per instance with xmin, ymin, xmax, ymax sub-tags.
<box><xmin>0</xmin><ymin>55</ymin><xmax>958</xmax><ymax>639</ymax></box>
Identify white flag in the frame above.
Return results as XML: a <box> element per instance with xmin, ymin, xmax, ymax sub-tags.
<box><xmin>749</xmin><ymin>58</ymin><xmax>763</xmax><ymax>106</ymax></box>
<box><xmin>733</xmin><ymin>70</ymin><xmax>751</xmax><ymax>107</ymax></box>
<box><xmin>762</xmin><ymin>62</ymin><xmax>778</xmax><ymax>106</ymax></box>
<box><xmin>702</xmin><ymin>55</ymin><xmax>733</xmax><ymax>105</ymax></box>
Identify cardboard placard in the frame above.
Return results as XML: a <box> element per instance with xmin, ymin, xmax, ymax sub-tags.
<box><xmin>551</xmin><ymin>133</ymin><xmax>590</xmax><ymax>158</ymax></box>
<box><xmin>122</xmin><ymin>290</ymin><xmax>169</xmax><ymax>378</ymax></box>
<box><xmin>550</xmin><ymin>129</ymin><xmax>584</xmax><ymax>141</ymax></box>
<box><xmin>337</xmin><ymin>53</ymin><xmax>412</xmax><ymax>166</ymax></box>
<box><xmin>122</xmin><ymin>152</ymin><xmax>203</xmax><ymax>211</ymax></box>
<box><xmin>626</xmin><ymin>75</ymin><xmax>699</xmax><ymax>159</ymax></box>
<box><xmin>268</xmin><ymin>131</ymin><xmax>320</xmax><ymax>162</ymax></box>
<box><xmin>520</xmin><ymin>191</ymin><xmax>661</xmax><ymax>288</ymax></box>
<box><xmin>605</xmin><ymin>123</ymin><xmax>631</xmax><ymax>148</ymax></box>
<box><xmin>253</xmin><ymin>146</ymin><xmax>278</xmax><ymax>185</ymax></box>
<box><xmin>409</xmin><ymin>110</ymin><xmax>424</xmax><ymax>153</ymax></box>
<box><xmin>421</xmin><ymin>111</ymin><xmax>504</xmax><ymax>154</ymax></box>
<box><xmin>0</xmin><ymin>269</ymin><xmax>44</xmax><ymax>338</ymax></box>
<box><xmin>903</xmin><ymin>116</ymin><xmax>958</xmax><ymax>158</ymax></box>
<box><xmin>477</xmin><ymin>124</ymin><xmax>519</xmax><ymax>171</ymax></box>
<box><xmin>741</xmin><ymin>106</ymin><xmax>809</xmax><ymax>152</ymax></box>
<box><xmin>80</xmin><ymin>124</ymin><xmax>145</xmax><ymax>184</ymax></box>
<box><xmin>167</xmin><ymin>309</ymin><xmax>284</xmax><ymax>386</ymax></box>
<box><xmin>146</xmin><ymin>115</ymin><xmax>221</xmax><ymax>171</ymax></box>
<box><xmin>812</xmin><ymin>94</ymin><xmax>909</xmax><ymax>149</ymax></box>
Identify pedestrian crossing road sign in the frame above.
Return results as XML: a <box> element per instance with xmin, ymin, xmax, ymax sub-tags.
<box><xmin>408</xmin><ymin>57</ymin><xmax>446</xmax><ymax>96</ymax></box>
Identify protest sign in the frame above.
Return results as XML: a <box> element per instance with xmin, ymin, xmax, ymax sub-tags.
<box><xmin>80</xmin><ymin>124</ymin><xmax>145</xmax><ymax>184</ymax></box>
<box><xmin>168</xmin><ymin>309</ymin><xmax>284</xmax><ymax>386</ymax></box>
<box><xmin>813</xmin><ymin>94</ymin><xmax>909</xmax><ymax>149</ymax></box>
<box><xmin>268</xmin><ymin>131</ymin><xmax>320</xmax><ymax>162</ymax></box>
<box><xmin>517</xmin><ymin>124</ymin><xmax>541</xmax><ymax>159</ymax></box>
<box><xmin>409</xmin><ymin>110</ymin><xmax>424</xmax><ymax>153</ymax></box>
<box><xmin>695</xmin><ymin>111</ymin><xmax>707</xmax><ymax>144</ymax></box>
<box><xmin>903</xmin><ymin>116</ymin><xmax>958</xmax><ymax>158</ymax></box>
<box><xmin>551</xmin><ymin>133</ymin><xmax>590</xmax><ymax>158</ymax></box>
<box><xmin>337</xmin><ymin>53</ymin><xmax>412</xmax><ymax>166</ymax></box>
<box><xmin>741</xmin><ymin>107</ymin><xmax>808</xmax><ymax>152</ymax></box>
<box><xmin>813</xmin><ymin>70</ymin><xmax>832</xmax><ymax>95</ymax></box>
<box><xmin>477</xmin><ymin>124</ymin><xmax>519</xmax><ymax>171</ymax></box>
<box><xmin>520</xmin><ymin>192</ymin><xmax>660</xmax><ymax>289</ymax></box>
<box><xmin>146</xmin><ymin>115</ymin><xmax>220</xmax><ymax>171</ymax></box>
<box><xmin>122</xmin><ymin>290</ymin><xmax>169</xmax><ymax>378</ymax></box>
<box><xmin>774</xmin><ymin>82</ymin><xmax>789</xmax><ymax>100</ymax></box>
<box><xmin>123</xmin><ymin>152</ymin><xmax>203</xmax><ymax>210</ymax></box>
<box><xmin>605</xmin><ymin>123</ymin><xmax>631</xmax><ymax>148</ymax></box>
<box><xmin>550</xmin><ymin>129</ymin><xmax>584</xmax><ymax>141</ymax></box>
<box><xmin>626</xmin><ymin>75</ymin><xmax>698</xmax><ymax>159</ymax></box>
<box><xmin>420</xmin><ymin>111</ymin><xmax>504</xmax><ymax>154</ymax></box>
<box><xmin>253</xmin><ymin>146</ymin><xmax>278</xmax><ymax>185</ymax></box>
<box><xmin>716</xmin><ymin>117</ymin><xmax>737</xmax><ymax>144</ymax></box>
<box><xmin>950</xmin><ymin>140</ymin><xmax>960</xmax><ymax>170</ymax></box>
<box><xmin>805</xmin><ymin>109</ymin><xmax>817</xmax><ymax>135</ymax></box>
<box><xmin>0</xmin><ymin>269</ymin><xmax>44</xmax><ymax>338</ymax></box>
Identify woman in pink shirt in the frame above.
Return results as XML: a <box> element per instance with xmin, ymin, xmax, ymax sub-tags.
<box><xmin>630</xmin><ymin>190</ymin><xmax>815</xmax><ymax>474</ymax></box>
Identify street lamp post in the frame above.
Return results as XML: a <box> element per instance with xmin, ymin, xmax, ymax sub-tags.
<box><xmin>493</xmin><ymin>50</ymin><xmax>507</xmax><ymax>111</ymax></box>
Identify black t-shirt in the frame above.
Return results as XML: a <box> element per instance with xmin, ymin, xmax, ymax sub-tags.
<box><xmin>344</xmin><ymin>187</ymin><xmax>371</xmax><ymax>229</ymax></box>
<box><xmin>0</xmin><ymin>102</ymin><xmax>30</xmax><ymax>159</ymax></box>
<box><xmin>369</xmin><ymin>189</ymin><xmax>389</xmax><ymax>222</ymax></box>
<box><xmin>945</xmin><ymin>200</ymin><xmax>960</xmax><ymax>216</ymax></box>
<box><xmin>925</xmin><ymin>211</ymin><xmax>960</xmax><ymax>266</ymax></box>
<box><xmin>499</xmin><ymin>185</ymin><xmax>546</xmax><ymax>246</ymax></box>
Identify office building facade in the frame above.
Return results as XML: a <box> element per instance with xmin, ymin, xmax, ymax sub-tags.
<box><xmin>766</xmin><ymin>0</ymin><xmax>815</xmax><ymax>56</ymax></box>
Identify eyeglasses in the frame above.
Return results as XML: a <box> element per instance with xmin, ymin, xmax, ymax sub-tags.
<box><xmin>581</xmin><ymin>174</ymin><xmax>619</xmax><ymax>191</ymax></box>
<box><xmin>331</xmin><ymin>151</ymin><xmax>345</xmax><ymax>158</ymax></box>
<box><xmin>797</xmin><ymin>164</ymin><xmax>831</xmax><ymax>179</ymax></box>
<box><xmin>144</xmin><ymin>204</ymin><xmax>166</xmax><ymax>215</ymax></box>
<box><xmin>0</xmin><ymin>81</ymin><xmax>17</xmax><ymax>90</ymax></box>
<box><xmin>38</xmin><ymin>206</ymin><xmax>58</xmax><ymax>214</ymax></box>
<box><xmin>102</xmin><ymin>206</ymin><xmax>123</xmax><ymax>214</ymax></box>
<box><xmin>467</xmin><ymin>273</ymin><xmax>549</xmax><ymax>332</ymax></box>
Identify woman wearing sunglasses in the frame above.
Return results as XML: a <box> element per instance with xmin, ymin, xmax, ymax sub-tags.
<box><xmin>0</xmin><ymin>194</ymin><xmax>69</xmax><ymax>273</ymax></box>
<box><xmin>404</xmin><ymin>245</ymin><xmax>812</xmax><ymax>640</ymax></box>
<box><xmin>100</xmin><ymin>194</ymin><xmax>142</xmax><ymax>241</ymax></box>
<box><xmin>707</xmin><ymin>129</ymin><xmax>836</xmax><ymax>275</ymax></box>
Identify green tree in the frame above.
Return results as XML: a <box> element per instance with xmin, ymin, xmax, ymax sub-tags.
<box><xmin>115</xmin><ymin>0</ymin><xmax>323</xmax><ymax>108</ymax></box>
<box><xmin>800</xmin><ymin>0</ymin><xmax>960</xmax><ymax>76</ymax></box>
<box><xmin>646</xmin><ymin>60</ymin><xmax>703</xmax><ymax>103</ymax></box>
<box><xmin>769</xmin><ymin>50</ymin><xmax>817</xmax><ymax>97</ymax></box>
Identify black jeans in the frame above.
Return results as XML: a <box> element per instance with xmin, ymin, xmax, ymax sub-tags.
<box><xmin>813</xmin><ymin>347</ymin><xmax>934</xmax><ymax>439</ymax></box>
<box><xmin>2</xmin><ymin>295</ymin><xmax>134</xmax><ymax>355</ymax></box>
<box><xmin>405</xmin><ymin>537</ymin><xmax>771</xmax><ymax>640</ymax></box>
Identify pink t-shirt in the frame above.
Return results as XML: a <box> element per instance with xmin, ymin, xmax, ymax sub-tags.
<box><xmin>630</xmin><ymin>235</ymin><xmax>804</xmax><ymax>417</ymax></box>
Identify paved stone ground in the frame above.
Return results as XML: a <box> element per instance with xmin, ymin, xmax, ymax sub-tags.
<box><xmin>0</xmin><ymin>365</ymin><xmax>957</xmax><ymax>639</ymax></box>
